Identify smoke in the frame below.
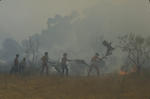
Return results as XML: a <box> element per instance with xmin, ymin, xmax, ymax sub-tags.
<box><xmin>0</xmin><ymin>38</ymin><xmax>22</xmax><ymax>61</ymax></box>
<box><xmin>0</xmin><ymin>32</ymin><xmax>12</xmax><ymax>49</ymax></box>
<box><xmin>31</xmin><ymin>0</ymin><xmax>149</xmax><ymax>72</ymax></box>
<box><xmin>0</xmin><ymin>0</ymin><xmax>150</xmax><ymax>73</ymax></box>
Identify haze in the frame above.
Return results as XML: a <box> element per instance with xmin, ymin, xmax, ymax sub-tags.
<box><xmin>0</xmin><ymin>0</ymin><xmax>150</xmax><ymax>59</ymax></box>
<box><xmin>0</xmin><ymin>0</ymin><xmax>98</xmax><ymax>41</ymax></box>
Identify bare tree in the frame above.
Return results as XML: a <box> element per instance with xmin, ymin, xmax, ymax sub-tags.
<box><xmin>118</xmin><ymin>33</ymin><xmax>150</xmax><ymax>73</ymax></box>
<box><xmin>22</xmin><ymin>35</ymin><xmax>40</xmax><ymax>66</ymax></box>
<box><xmin>91</xmin><ymin>35</ymin><xmax>115</xmax><ymax>59</ymax></box>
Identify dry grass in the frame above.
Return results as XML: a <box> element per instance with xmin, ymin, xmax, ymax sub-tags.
<box><xmin>0</xmin><ymin>73</ymin><xmax>149</xmax><ymax>99</ymax></box>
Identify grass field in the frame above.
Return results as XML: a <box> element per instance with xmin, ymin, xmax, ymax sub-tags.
<box><xmin>0</xmin><ymin>73</ymin><xmax>149</xmax><ymax>99</ymax></box>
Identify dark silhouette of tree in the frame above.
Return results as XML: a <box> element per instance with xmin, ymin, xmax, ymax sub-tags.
<box><xmin>22</xmin><ymin>35</ymin><xmax>40</xmax><ymax>66</ymax></box>
<box><xmin>118</xmin><ymin>33</ymin><xmax>150</xmax><ymax>73</ymax></box>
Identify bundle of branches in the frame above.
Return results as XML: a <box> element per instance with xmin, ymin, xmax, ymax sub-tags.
<box><xmin>102</xmin><ymin>40</ymin><xmax>115</xmax><ymax>59</ymax></box>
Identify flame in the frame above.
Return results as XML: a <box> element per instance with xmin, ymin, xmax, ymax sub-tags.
<box><xmin>119</xmin><ymin>65</ymin><xmax>137</xmax><ymax>76</ymax></box>
<box><xmin>120</xmin><ymin>70</ymin><xmax>128</xmax><ymax>76</ymax></box>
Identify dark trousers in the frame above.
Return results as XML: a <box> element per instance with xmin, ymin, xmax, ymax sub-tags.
<box><xmin>61</xmin><ymin>64</ymin><xmax>69</xmax><ymax>76</ymax></box>
<box><xmin>19</xmin><ymin>66</ymin><xmax>25</xmax><ymax>73</ymax></box>
<box><xmin>88</xmin><ymin>64</ymin><xmax>100</xmax><ymax>76</ymax></box>
<box><xmin>10</xmin><ymin>65</ymin><xmax>19</xmax><ymax>74</ymax></box>
<box><xmin>41</xmin><ymin>64</ymin><xmax>49</xmax><ymax>75</ymax></box>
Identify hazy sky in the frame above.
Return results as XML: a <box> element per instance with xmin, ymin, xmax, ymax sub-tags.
<box><xmin>0</xmin><ymin>0</ymin><xmax>98</xmax><ymax>40</ymax></box>
<box><xmin>0</xmin><ymin>0</ymin><xmax>150</xmax><ymax>41</ymax></box>
<box><xmin>0</xmin><ymin>0</ymin><xmax>150</xmax><ymax>69</ymax></box>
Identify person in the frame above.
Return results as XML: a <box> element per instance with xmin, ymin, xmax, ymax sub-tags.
<box><xmin>19</xmin><ymin>57</ymin><xmax>26</xmax><ymax>73</ymax></box>
<box><xmin>88</xmin><ymin>53</ymin><xmax>101</xmax><ymax>76</ymax></box>
<box><xmin>41</xmin><ymin>52</ymin><xmax>49</xmax><ymax>75</ymax></box>
<box><xmin>10</xmin><ymin>54</ymin><xmax>20</xmax><ymax>74</ymax></box>
<box><xmin>61</xmin><ymin>53</ymin><xmax>71</xmax><ymax>76</ymax></box>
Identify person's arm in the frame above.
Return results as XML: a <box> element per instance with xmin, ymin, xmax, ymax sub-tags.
<box><xmin>14</xmin><ymin>59</ymin><xmax>18</xmax><ymax>65</ymax></box>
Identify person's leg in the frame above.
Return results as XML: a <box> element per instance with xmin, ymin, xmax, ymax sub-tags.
<box><xmin>14</xmin><ymin>66</ymin><xmax>17</xmax><ymax>74</ymax></box>
<box><xmin>22</xmin><ymin>66</ymin><xmax>25</xmax><ymax>73</ymax></box>
<box><xmin>65</xmin><ymin>65</ymin><xmax>69</xmax><ymax>76</ymax></box>
<box><xmin>18</xmin><ymin>65</ymin><xmax>21</xmax><ymax>74</ymax></box>
<box><xmin>61</xmin><ymin>64</ymin><xmax>65</xmax><ymax>75</ymax></box>
<box><xmin>17</xmin><ymin>65</ymin><xmax>20</xmax><ymax>73</ymax></box>
<box><xmin>41</xmin><ymin>65</ymin><xmax>44</xmax><ymax>75</ymax></box>
<box><xmin>15</xmin><ymin>66</ymin><xmax>18</xmax><ymax>73</ymax></box>
<box><xmin>95</xmin><ymin>66</ymin><xmax>100</xmax><ymax>76</ymax></box>
<box><xmin>46</xmin><ymin>65</ymin><xmax>49</xmax><ymax>75</ymax></box>
<box><xmin>10</xmin><ymin>66</ymin><xmax>15</xmax><ymax>74</ymax></box>
<box><xmin>88</xmin><ymin>65</ymin><xmax>93</xmax><ymax>76</ymax></box>
<box><xmin>14</xmin><ymin>66</ymin><xmax>18</xmax><ymax>74</ymax></box>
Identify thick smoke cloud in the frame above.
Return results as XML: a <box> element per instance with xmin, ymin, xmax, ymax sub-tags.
<box><xmin>35</xmin><ymin>0</ymin><xmax>150</xmax><ymax>59</ymax></box>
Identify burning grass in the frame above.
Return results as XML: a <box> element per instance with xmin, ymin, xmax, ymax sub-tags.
<box><xmin>0</xmin><ymin>73</ymin><xmax>149</xmax><ymax>99</ymax></box>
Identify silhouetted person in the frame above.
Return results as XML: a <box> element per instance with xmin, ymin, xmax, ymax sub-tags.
<box><xmin>88</xmin><ymin>53</ymin><xmax>101</xmax><ymax>76</ymax></box>
<box><xmin>19</xmin><ymin>57</ymin><xmax>26</xmax><ymax>73</ymax></box>
<box><xmin>41</xmin><ymin>52</ymin><xmax>49</xmax><ymax>75</ymax></box>
<box><xmin>10</xmin><ymin>54</ymin><xmax>20</xmax><ymax>74</ymax></box>
<box><xmin>61</xmin><ymin>53</ymin><xmax>71</xmax><ymax>76</ymax></box>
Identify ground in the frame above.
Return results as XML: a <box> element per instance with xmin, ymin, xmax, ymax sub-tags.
<box><xmin>0</xmin><ymin>73</ymin><xmax>149</xmax><ymax>99</ymax></box>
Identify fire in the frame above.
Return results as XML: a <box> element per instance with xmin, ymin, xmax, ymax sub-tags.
<box><xmin>119</xmin><ymin>65</ymin><xmax>137</xmax><ymax>76</ymax></box>
<box><xmin>120</xmin><ymin>70</ymin><xmax>128</xmax><ymax>76</ymax></box>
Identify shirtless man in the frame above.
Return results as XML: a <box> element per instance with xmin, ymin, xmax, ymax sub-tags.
<box><xmin>41</xmin><ymin>52</ymin><xmax>49</xmax><ymax>75</ymax></box>
<box><xmin>10</xmin><ymin>54</ymin><xmax>19</xmax><ymax>74</ymax></box>
<box><xmin>88</xmin><ymin>53</ymin><xmax>101</xmax><ymax>76</ymax></box>
<box><xmin>61</xmin><ymin>53</ymin><xmax>71</xmax><ymax>76</ymax></box>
